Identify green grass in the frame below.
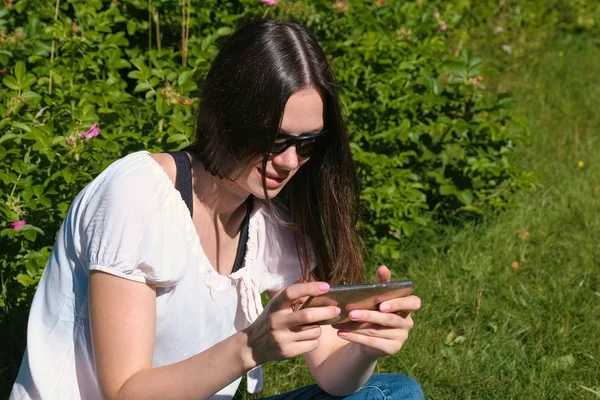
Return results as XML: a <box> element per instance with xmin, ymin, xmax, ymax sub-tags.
<box><xmin>253</xmin><ymin>36</ymin><xmax>600</xmax><ymax>399</ymax></box>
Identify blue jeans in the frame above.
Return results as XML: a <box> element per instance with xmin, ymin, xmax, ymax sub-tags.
<box><xmin>262</xmin><ymin>373</ymin><xmax>424</xmax><ymax>400</ymax></box>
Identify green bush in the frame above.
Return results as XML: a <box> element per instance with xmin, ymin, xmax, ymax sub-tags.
<box><xmin>0</xmin><ymin>0</ymin><xmax>532</xmax><ymax>316</ymax></box>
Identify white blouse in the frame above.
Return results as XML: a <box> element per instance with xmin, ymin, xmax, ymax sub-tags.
<box><xmin>10</xmin><ymin>151</ymin><xmax>306</xmax><ymax>400</ymax></box>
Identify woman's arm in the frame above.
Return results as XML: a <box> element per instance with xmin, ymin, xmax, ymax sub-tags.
<box><xmin>303</xmin><ymin>325</ymin><xmax>378</xmax><ymax>396</ymax></box>
<box><xmin>301</xmin><ymin>266</ymin><xmax>421</xmax><ymax>396</ymax></box>
<box><xmin>90</xmin><ymin>271</ymin><xmax>339</xmax><ymax>400</ymax></box>
<box><xmin>89</xmin><ymin>271</ymin><xmax>256</xmax><ymax>400</ymax></box>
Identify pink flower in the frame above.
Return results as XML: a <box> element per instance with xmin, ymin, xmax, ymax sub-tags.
<box><xmin>81</xmin><ymin>124</ymin><xmax>100</xmax><ymax>139</ymax></box>
<box><xmin>439</xmin><ymin>24</ymin><xmax>447</xmax><ymax>31</ymax></box>
<box><xmin>260</xmin><ymin>0</ymin><xmax>278</xmax><ymax>5</ymax></box>
<box><xmin>72</xmin><ymin>24</ymin><xmax>78</xmax><ymax>32</ymax></box>
<box><xmin>433</xmin><ymin>10</ymin><xmax>440</xmax><ymax>18</ymax></box>
<box><xmin>11</xmin><ymin>220</ymin><xmax>26</xmax><ymax>230</ymax></box>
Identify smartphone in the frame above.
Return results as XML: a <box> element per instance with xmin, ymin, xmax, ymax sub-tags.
<box><xmin>297</xmin><ymin>280</ymin><xmax>414</xmax><ymax>325</ymax></box>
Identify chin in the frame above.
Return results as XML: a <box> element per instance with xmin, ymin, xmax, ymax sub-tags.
<box><xmin>250</xmin><ymin>186</ymin><xmax>285</xmax><ymax>200</ymax></box>
<box><xmin>247</xmin><ymin>168</ymin><xmax>291</xmax><ymax>199</ymax></box>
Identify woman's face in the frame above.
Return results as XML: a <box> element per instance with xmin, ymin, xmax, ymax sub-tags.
<box><xmin>235</xmin><ymin>87</ymin><xmax>325</xmax><ymax>199</ymax></box>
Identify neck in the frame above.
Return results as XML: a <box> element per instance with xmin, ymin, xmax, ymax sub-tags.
<box><xmin>191</xmin><ymin>159</ymin><xmax>249</xmax><ymax>222</ymax></box>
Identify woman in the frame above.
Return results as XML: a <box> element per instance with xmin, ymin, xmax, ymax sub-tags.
<box><xmin>11</xmin><ymin>19</ymin><xmax>423</xmax><ymax>399</ymax></box>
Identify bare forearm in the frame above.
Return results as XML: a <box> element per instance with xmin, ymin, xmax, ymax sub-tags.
<box><xmin>114</xmin><ymin>331</ymin><xmax>256</xmax><ymax>400</ymax></box>
<box><xmin>310</xmin><ymin>341</ymin><xmax>377</xmax><ymax>396</ymax></box>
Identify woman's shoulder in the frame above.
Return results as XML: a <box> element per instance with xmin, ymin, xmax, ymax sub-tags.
<box><xmin>80</xmin><ymin>151</ymin><xmax>176</xmax><ymax>208</ymax></box>
<box><xmin>72</xmin><ymin>151</ymin><xmax>192</xmax><ymax>286</ymax></box>
<box><xmin>147</xmin><ymin>152</ymin><xmax>179</xmax><ymax>186</ymax></box>
<box><xmin>93</xmin><ymin>150</ymin><xmax>168</xmax><ymax>190</ymax></box>
<box><xmin>71</xmin><ymin>150</ymin><xmax>189</xmax><ymax>235</ymax></box>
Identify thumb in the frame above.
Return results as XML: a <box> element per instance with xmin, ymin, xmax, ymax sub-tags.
<box><xmin>376</xmin><ymin>265</ymin><xmax>391</xmax><ymax>283</ymax></box>
<box><xmin>272</xmin><ymin>281</ymin><xmax>330</xmax><ymax>310</ymax></box>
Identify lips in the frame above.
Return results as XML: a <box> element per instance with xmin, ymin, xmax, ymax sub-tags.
<box><xmin>266</xmin><ymin>174</ymin><xmax>286</xmax><ymax>181</ymax></box>
<box><xmin>258</xmin><ymin>168</ymin><xmax>288</xmax><ymax>188</ymax></box>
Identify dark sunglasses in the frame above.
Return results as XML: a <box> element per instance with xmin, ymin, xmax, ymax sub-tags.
<box><xmin>269</xmin><ymin>130</ymin><xmax>327</xmax><ymax>158</ymax></box>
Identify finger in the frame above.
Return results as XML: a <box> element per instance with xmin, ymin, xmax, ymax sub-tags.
<box><xmin>376</xmin><ymin>265</ymin><xmax>391</xmax><ymax>283</ymax></box>
<box><xmin>289</xmin><ymin>325</ymin><xmax>322</xmax><ymax>341</ymax></box>
<box><xmin>284</xmin><ymin>339</ymin><xmax>320</xmax><ymax>358</ymax></box>
<box><xmin>333</xmin><ymin>314</ymin><xmax>414</xmax><ymax>331</ymax></box>
<box><xmin>342</xmin><ymin>310</ymin><xmax>414</xmax><ymax>329</ymax></box>
<box><xmin>290</xmin><ymin>296</ymin><xmax>311</xmax><ymax>312</ymax></box>
<box><xmin>378</xmin><ymin>295</ymin><xmax>422</xmax><ymax>313</ymax></box>
<box><xmin>337</xmin><ymin>330</ymin><xmax>404</xmax><ymax>356</ymax></box>
<box><xmin>285</xmin><ymin>306</ymin><xmax>341</xmax><ymax>327</ymax></box>
<box><xmin>272</xmin><ymin>282</ymin><xmax>330</xmax><ymax>310</ymax></box>
<box><xmin>334</xmin><ymin>324</ymin><xmax>404</xmax><ymax>340</ymax></box>
<box><xmin>290</xmin><ymin>324</ymin><xmax>323</xmax><ymax>333</ymax></box>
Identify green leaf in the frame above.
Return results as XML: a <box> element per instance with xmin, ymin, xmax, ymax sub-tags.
<box><xmin>130</xmin><ymin>58</ymin><xmax>146</xmax><ymax>72</ymax></box>
<box><xmin>458</xmin><ymin>205</ymin><xmax>484</xmax><ymax>215</ymax></box>
<box><xmin>155</xmin><ymin>96</ymin><xmax>169</xmax><ymax>115</ymax></box>
<box><xmin>169</xmin><ymin>118</ymin><xmax>189</xmax><ymax>135</ymax></box>
<box><xmin>22</xmin><ymin>91</ymin><xmax>41</xmax><ymax>104</ymax></box>
<box><xmin>216</xmin><ymin>26</ymin><xmax>233</xmax><ymax>36</ymax></box>
<box><xmin>23</xmin><ymin>229</ymin><xmax>37</xmax><ymax>242</ymax></box>
<box><xmin>22</xmin><ymin>73</ymin><xmax>36</xmax><ymax>88</ymax></box>
<box><xmin>439</xmin><ymin>184</ymin><xmax>456</xmax><ymax>196</ymax></box>
<box><xmin>1</xmin><ymin>228</ymin><xmax>16</xmax><ymax>238</ymax></box>
<box><xmin>178</xmin><ymin>71</ymin><xmax>192</xmax><ymax>87</ymax></box>
<box><xmin>456</xmin><ymin>190</ymin><xmax>473</xmax><ymax>205</ymax></box>
<box><xmin>127</xmin><ymin>19</ymin><xmax>137</xmax><ymax>36</ymax></box>
<box><xmin>114</xmin><ymin>59</ymin><xmax>131</xmax><ymax>69</ymax></box>
<box><xmin>134</xmin><ymin>81</ymin><xmax>151</xmax><ymax>92</ymax></box>
<box><xmin>3</xmin><ymin>76</ymin><xmax>20</xmax><ymax>91</ymax></box>
<box><xmin>15</xmin><ymin>61</ymin><xmax>26</xmax><ymax>82</ymax></box>
<box><xmin>57</xmin><ymin>202</ymin><xmax>70</xmax><ymax>214</ymax></box>
<box><xmin>0</xmin><ymin>133</ymin><xmax>20</xmax><ymax>144</ymax></box>
<box><xmin>166</xmin><ymin>133</ymin><xmax>188</xmax><ymax>144</ymax></box>
<box><xmin>63</xmin><ymin>170</ymin><xmax>77</xmax><ymax>184</ymax></box>
<box><xmin>16</xmin><ymin>273</ymin><xmax>36</xmax><ymax>287</ymax></box>
<box><xmin>12</xmin><ymin>122</ymin><xmax>32</xmax><ymax>132</ymax></box>
<box><xmin>128</xmin><ymin>70</ymin><xmax>142</xmax><ymax>80</ymax></box>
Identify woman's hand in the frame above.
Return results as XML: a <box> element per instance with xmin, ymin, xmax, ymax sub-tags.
<box><xmin>243</xmin><ymin>282</ymin><xmax>341</xmax><ymax>366</ymax></box>
<box><xmin>332</xmin><ymin>265</ymin><xmax>421</xmax><ymax>360</ymax></box>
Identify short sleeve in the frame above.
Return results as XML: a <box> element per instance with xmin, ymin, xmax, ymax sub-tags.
<box><xmin>255</xmin><ymin>202</ymin><xmax>315</xmax><ymax>293</ymax></box>
<box><xmin>78</xmin><ymin>152</ymin><xmax>188</xmax><ymax>287</ymax></box>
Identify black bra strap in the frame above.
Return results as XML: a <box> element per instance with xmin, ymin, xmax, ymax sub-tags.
<box><xmin>231</xmin><ymin>197</ymin><xmax>253</xmax><ymax>273</ymax></box>
<box><xmin>167</xmin><ymin>151</ymin><xmax>252</xmax><ymax>274</ymax></box>
<box><xmin>168</xmin><ymin>151</ymin><xmax>193</xmax><ymax>217</ymax></box>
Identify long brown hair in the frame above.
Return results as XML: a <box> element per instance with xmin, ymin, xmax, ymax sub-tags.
<box><xmin>187</xmin><ymin>19</ymin><xmax>364</xmax><ymax>285</ymax></box>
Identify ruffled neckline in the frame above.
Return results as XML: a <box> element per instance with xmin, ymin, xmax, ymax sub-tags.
<box><xmin>135</xmin><ymin>150</ymin><xmax>263</xmax><ymax>290</ymax></box>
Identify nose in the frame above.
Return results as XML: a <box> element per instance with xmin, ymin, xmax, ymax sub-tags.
<box><xmin>272</xmin><ymin>145</ymin><xmax>300</xmax><ymax>171</ymax></box>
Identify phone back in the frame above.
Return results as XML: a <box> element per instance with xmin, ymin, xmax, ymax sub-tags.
<box><xmin>300</xmin><ymin>280</ymin><xmax>414</xmax><ymax>325</ymax></box>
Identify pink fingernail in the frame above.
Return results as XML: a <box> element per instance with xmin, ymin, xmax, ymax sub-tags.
<box><xmin>338</xmin><ymin>330</ymin><xmax>348</xmax><ymax>337</ymax></box>
<box><xmin>335</xmin><ymin>307</ymin><xmax>341</xmax><ymax>315</ymax></box>
<box><xmin>380</xmin><ymin>303</ymin><xmax>391</xmax><ymax>311</ymax></box>
<box><xmin>350</xmin><ymin>311</ymin><xmax>361</xmax><ymax>319</ymax></box>
<box><xmin>318</xmin><ymin>283</ymin><xmax>330</xmax><ymax>292</ymax></box>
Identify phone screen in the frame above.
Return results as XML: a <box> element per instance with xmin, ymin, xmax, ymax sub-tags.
<box><xmin>297</xmin><ymin>280</ymin><xmax>414</xmax><ymax>325</ymax></box>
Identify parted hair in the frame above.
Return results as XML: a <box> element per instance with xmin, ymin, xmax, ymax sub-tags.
<box><xmin>186</xmin><ymin>19</ymin><xmax>364</xmax><ymax>285</ymax></box>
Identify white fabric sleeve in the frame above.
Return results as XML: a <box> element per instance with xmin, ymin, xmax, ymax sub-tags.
<box><xmin>79</xmin><ymin>154</ymin><xmax>187</xmax><ymax>286</ymax></box>
<box><xmin>256</xmin><ymin>204</ymin><xmax>316</xmax><ymax>293</ymax></box>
